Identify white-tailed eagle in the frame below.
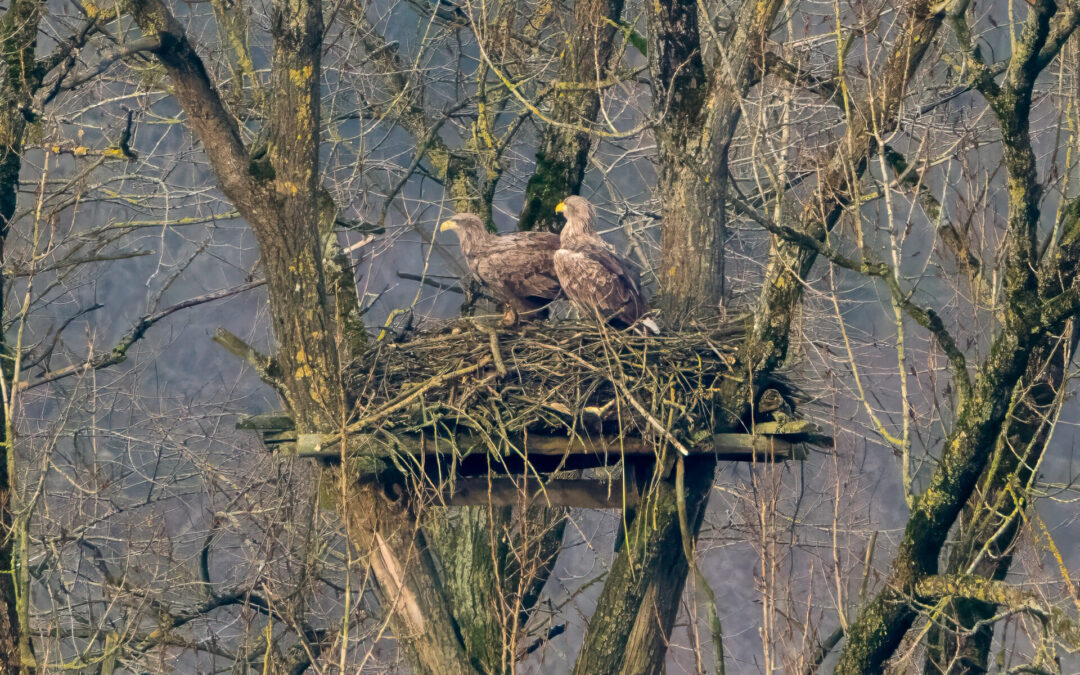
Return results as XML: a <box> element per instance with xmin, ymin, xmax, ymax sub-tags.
<box><xmin>553</xmin><ymin>196</ymin><xmax>657</xmax><ymax>332</ymax></box>
<box><xmin>440</xmin><ymin>213</ymin><xmax>562</xmax><ymax>325</ymax></box>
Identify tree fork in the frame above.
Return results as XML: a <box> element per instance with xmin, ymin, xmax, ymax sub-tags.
<box><xmin>924</xmin><ymin>198</ymin><xmax>1080</xmax><ymax>673</ymax></box>
<box><xmin>125</xmin><ymin>2</ymin><xmax>479</xmax><ymax>671</ymax></box>
<box><xmin>517</xmin><ymin>0</ymin><xmax>625</xmax><ymax>232</ymax></box>
<box><xmin>837</xmin><ymin>3</ymin><xmax>1077</xmax><ymax>670</ymax></box>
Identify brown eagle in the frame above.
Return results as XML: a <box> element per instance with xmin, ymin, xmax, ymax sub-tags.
<box><xmin>440</xmin><ymin>213</ymin><xmax>562</xmax><ymax>325</ymax></box>
<box><xmin>553</xmin><ymin>196</ymin><xmax>657</xmax><ymax>332</ymax></box>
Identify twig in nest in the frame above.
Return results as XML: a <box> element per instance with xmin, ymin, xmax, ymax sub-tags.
<box><xmin>568</xmin><ymin>340</ymin><xmax>691</xmax><ymax>455</ymax></box>
<box><xmin>583</xmin><ymin>398</ymin><xmax>617</xmax><ymax>420</ymax></box>
<box><xmin>473</xmin><ymin>321</ymin><xmax>507</xmax><ymax>377</ymax></box>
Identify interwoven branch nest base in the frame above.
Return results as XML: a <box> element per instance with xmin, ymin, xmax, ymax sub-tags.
<box><xmin>344</xmin><ymin>317</ymin><xmax>793</xmax><ymax>445</ymax></box>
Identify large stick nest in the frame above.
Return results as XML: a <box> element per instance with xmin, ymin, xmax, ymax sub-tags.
<box><xmin>344</xmin><ymin>317</ymin><xmax>801</xmax><ymax>445</ymax></box>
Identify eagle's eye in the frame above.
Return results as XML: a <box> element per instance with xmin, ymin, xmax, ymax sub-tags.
<box><xmin>555</xmin><ymin>202</ymin><xmax>566</xmax><ymax>214</ymax></box>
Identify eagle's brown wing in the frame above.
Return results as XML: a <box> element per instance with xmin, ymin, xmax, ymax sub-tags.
<box><xmin>553</xmin><ymin>245</ymin><xmax>646</xmax><ymax>325</ymax></box>
<box><xmin>469</xmin><ymin>232</ymin><xmax>561</xmax><ymax>311</ymax></box>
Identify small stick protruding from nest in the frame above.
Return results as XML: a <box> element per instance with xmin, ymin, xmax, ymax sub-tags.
<box><xmin>473</xmin><ymin>321</ymin><xmax>507</xmax><ymax>377</ymax></box>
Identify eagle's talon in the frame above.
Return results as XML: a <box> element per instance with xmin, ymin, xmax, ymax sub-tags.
<box><xmin>501</xmin><ymin>308</ymin><xmax>519</xmax><ymax>327</ymax></box>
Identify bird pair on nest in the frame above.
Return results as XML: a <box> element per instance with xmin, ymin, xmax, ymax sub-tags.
<box><xmin>439</xmin><ymin>196</ymin><xmax>659</xmax><ymax>334</ymax></box>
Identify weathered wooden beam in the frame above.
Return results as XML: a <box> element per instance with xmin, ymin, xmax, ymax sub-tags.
<box><xmin>287</xmin><ymin>430</ymin><xmax>806</xmax><ymax>463</ymax></box>
<box><xmin>236</xmin><ymin>412</ymin><xmax>295</xmax><ymax>430</ymax></box>
<box><xmin>432</xmin><ymin>478</ymin><xmax>638</xmax><ymax>508</ymax></box>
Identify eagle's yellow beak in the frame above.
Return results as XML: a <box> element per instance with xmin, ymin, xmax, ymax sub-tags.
<box><xmin>439</xmin><ymin>219</ymin><xmax>457</xmax><ymax>232</ymax></box>
<box><xmin>555</xmin><ymin>202</ymin><xmax>566</xmax><ymax>214</ymax></box>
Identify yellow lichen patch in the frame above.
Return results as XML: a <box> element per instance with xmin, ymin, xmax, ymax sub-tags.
<box><xmin>294</xmin><ymin>344</ymin><xmax>313</xmax><ymax>379</ymax></box>
<box><xmin>289</xmin><ymin>66</ymin><xmax>313</xmax><ymax>88</ymax></box>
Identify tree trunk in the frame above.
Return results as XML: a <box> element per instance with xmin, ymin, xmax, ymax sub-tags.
<box><xmin>652</xmin><ymin>0</ymin><xmax>784</xmax><ymax>322</ymax></box>
<box><xmin>570</xmin><ymin>1</ymin><xmax>785</xmax><ymax>669</ymax></box>
<box><xmin>342</xmin><ymin>471</ymin><xmax>476</xmax><ymax>674</ymax></box>
<box><xmin>517</xmin><ymin>0</ymin><xmax>624</xmax><ymax>232</ymax></box>
<box><xmin>924</xmin><ymin>197</ymin><xmax>1080</xmax><ymax>674</ymax></box>
<box><xmin>260</xmin><ymin>0</ymin><xmax>343</xmax><ymax>430</ymax></box>
<box><xmin>572</xmin><ymin>456</ymin><xmax>715</xmax><ymax>675</ymax></box>
<box><xmin>130</xmin><ymin>0</ymin><xmax>343</xmax><ymax>431</ymax></box>
<box><xmin>647</xmin><ymin>0</ymin><xmax>714</xmax><ymax>321</ymax></box>
<box><xmin>837</xmin><ymin>4</ymin><xmax>1072</xmax><ymax>671</ymax></box>
<box><xmin>425</xmin><ymin>504</ymin><xmax>565</xmax><ymax>674</ymax></box>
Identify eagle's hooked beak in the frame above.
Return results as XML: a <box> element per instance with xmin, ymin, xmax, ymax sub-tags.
<box><xmin>555</xmin><ymin>202</ymin><xmax>566</xmax><ymax>214</ymax></box>
<box><xmin>439</xmin><ymin>219</ymin><xmax>457</xmax><ymax>232</ymax></box>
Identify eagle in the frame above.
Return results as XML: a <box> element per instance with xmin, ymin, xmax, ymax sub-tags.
<box><xmin>440</xmin><ymin>213</ymin><xmax>562</xmax><ymax>325</ymax></box>
<box><xmin>553</xmin><ymin>196</ymin><xmax>657</xmax><ymax>333</ymax></box>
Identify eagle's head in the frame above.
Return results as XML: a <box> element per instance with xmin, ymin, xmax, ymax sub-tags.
<box><xmin>439</xmin><ymin>213</ymin><xmax>485</xmax><ymax>233</ymax></box>
<box><xmin>555</xmin><ymin>195</ymin><xmax>596</xmax><ymax>238</ymax></box>
<box><xmin>439</xmin><ymin>213</ymin><xmax>487</xmax><ymax>254</ymax></box>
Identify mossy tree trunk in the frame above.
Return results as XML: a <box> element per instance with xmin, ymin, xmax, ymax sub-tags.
<box><xmin>570</xmin><ymin>1</ymin><xmax>784</xmax><ymax>672</ymax></box>
<box><xmin>571</xmin><ymin>456</ymin><xmax>716</xmax><ymax>675</ymax></box>
<box><xmin>126</xmin><ymin>1</ymin><xmax>478</xmax><ymax>671</ymax></box>
<box><xmin>517</xmin><ymin>0</ymin><xmax>624</xmax><ymax>232</ymax></box>
<box><xmin>127</xmin><ymin>0</ymin><xmax>343</xmax><ymax>430</ymax></box>
<box><xmin>836</xmin><ymin>2</ymin><xmax>1080</xmax><ymax>671</ymax></box>
<box><xmin>923</xmin><ymin>331</ymin><xmax>1074</xmax><ymax>673</ymax></box>
<box><xmin>923</xmin><ymin>199</ymin><xmax>1080</xmax><ymax>674</ymax></box>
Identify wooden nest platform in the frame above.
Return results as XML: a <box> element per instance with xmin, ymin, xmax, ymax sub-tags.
<box><xmin>241</xmin><ymin>319</ymin><xmax>830</xmax><ymax>508</ymax></box>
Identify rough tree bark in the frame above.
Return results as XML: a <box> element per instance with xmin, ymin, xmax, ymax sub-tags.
<box><xmin>517</xmin><ymin>0</ymin><xmax>624</xmax><ymax>232</ymax></box>
<box><xmin>651</xmin><ymin>0</ymin><xmax>784</xmax><ymax>322</ymax></box>
<box><xmin>570</xmin><ymin>2</ymin><xmax>784</xmax><ymax>672</ymax></box>
<box><xmin>127</xmin><ymin>0</ymin><xmax>342</xmax><ymax>429</ymax></box>
<box><xmin>124</xmin><ymin>1</ymin><xmax>481</xmax><ymax>671</ymax></box>
<box><xmin>571</xmin><ymin>456</ymin><xmax>715</xmax><ymax>675</ymax></box>
<box><xmin>649</xmin><ymin>0</ymin><xmax>714</xmax><ymax>321</ymax></box>
<box><xmin>836</xmin><ymin>1</ymin><xmax>1080</xmax><ymax>671</ymax></box>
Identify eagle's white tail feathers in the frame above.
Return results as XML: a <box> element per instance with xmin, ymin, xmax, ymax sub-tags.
<box><xmin>636</xmin><ymin>317</ymin><xmax>661</xmax><ymax>336</ymax></box>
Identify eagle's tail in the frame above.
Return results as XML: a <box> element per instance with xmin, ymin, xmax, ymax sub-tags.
<box><xmin>636</xmin><ymin>317</ymin><xmax>661</xmax><ymax>336</ymax></box>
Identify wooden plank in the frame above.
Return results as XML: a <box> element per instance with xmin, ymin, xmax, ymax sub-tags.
<box><xmin>237</xmin><ymin>413</ymin><xmax>295</xmax><ymax>430</ymax></box>
<box><xmin>432</xmin><ymin>478</ymin><xmax>638</xmax><ymax>509</ymax></box>
<box><xmin>290</xmin><ymin>431</ymin><xmax>804</xmax><ymax>463</ymax></box>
